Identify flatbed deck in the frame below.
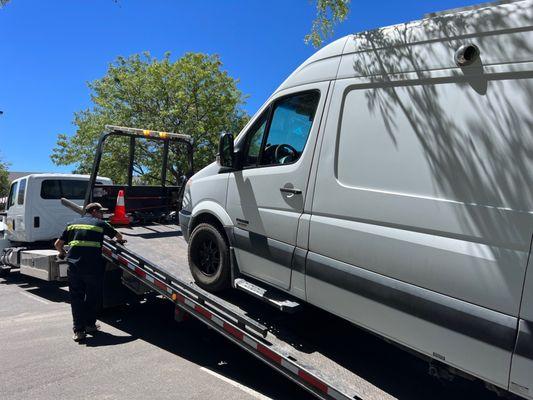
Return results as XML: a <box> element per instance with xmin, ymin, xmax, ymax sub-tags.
<box><xmin>109</xmin><ymin>223</ymin><xmax>499</xmax><ymax>400</ymax></box>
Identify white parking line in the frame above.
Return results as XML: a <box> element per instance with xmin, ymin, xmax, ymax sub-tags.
<box><xmin>18</xmin><ymin>291</ymin><xmax>50</xmax><ymax>305</ymax></box>
<box><xmin>199</xmin><ymin>367</ymin><xmax>272</xmax><ymax>400</ymax></box>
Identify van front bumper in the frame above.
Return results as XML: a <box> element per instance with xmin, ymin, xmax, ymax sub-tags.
<box><xmin>179</xmin><ymin>210</ymin><xmax>192</xmax><ymax>242</ymax></box>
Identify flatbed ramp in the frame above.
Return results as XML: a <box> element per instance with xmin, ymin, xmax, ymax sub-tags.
<box><xmin>104</xmin><ymin>224</ymin><xmax>397</xmax><ymax>400</ymax></box>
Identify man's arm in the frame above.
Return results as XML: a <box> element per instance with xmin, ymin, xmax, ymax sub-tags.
<box><xmin>103</xmin><ymin>222</ymin><xmax>125</xmax><ymax>243</ymax></box>
<box><xmin>115</xmin><ymin>231</ymin><xmax>124</xmax><ymax>243</ymax></box>
<box><xmin>54</xmin><ymin>238</ymin><xmax>66</xmax><ymax>259</ymax></box>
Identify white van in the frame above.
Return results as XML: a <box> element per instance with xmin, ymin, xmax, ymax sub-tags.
<box><xmin>180</xmin><ymin>1</ymin><xmax>533</xmax><ymax>398</ymax></box>
<box><xmin>5</xmin><ymin>174</ymin><xmax>112</xmax><ymax>243</ymax></box>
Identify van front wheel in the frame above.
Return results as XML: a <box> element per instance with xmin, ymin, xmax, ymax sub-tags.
<box><xmin>188</xmin><ymin>223</ymin><xmax>230</xmax><ymax>292</ymax></box>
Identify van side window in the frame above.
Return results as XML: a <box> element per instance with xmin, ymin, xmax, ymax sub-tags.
<box><xmin>7</xmin><ymin>181</ymin><xmax>18</xmax><ymax>210</ymax></box>
<box><xmin>17</xmin><ymin>179</ymin><xmax>26</xmax><ymax>205</ymax></box>
<box><xmin>242</xmin><ymin>91</ymin><xmax>320</xmax><ymax>168</ymax></box>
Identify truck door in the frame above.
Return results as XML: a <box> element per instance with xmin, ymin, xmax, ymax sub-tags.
<box><xmin>6</xmin><ymin>179</ymin><xmax>26</xmax><ymax>242</ymax></box>
<box><xmin>226</xmin><ymin>82</ymin><xmax>328</xmax><ymax>290</ymax></box>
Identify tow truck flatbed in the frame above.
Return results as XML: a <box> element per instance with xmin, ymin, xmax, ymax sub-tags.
<box><xmin>108</xmin><ymin>223</ymin><xmax>391</xmax><ymax>400</ymax></box>
<box><xmin>102</xmin><ymin>223</ymin><xmax>494</xmax><ymax>400</ymax></box>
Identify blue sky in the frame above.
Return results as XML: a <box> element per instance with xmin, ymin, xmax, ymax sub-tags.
<box><xmin>0</xmin><ymin>0</ymin><xmax>482</xmax><ymax>173</ymax></box>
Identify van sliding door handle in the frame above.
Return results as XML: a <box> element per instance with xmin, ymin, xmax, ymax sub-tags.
<box><xmin>280</xmin><ymin>187</ymin><xmax>302</xmax><ymax>195</ymax></box>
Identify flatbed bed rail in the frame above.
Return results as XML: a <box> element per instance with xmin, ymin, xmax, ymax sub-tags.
<box><xmin>102</xmin><ymin>238</ymin><xmax>359</xmax><ymax>400</ymax></box>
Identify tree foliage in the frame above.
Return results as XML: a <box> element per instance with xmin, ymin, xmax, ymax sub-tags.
<box><xmin>306</xmin><ymin>0</ymin><xmax>351</xmax><ymax>48</ymax></box>
<box><xmin>0</xmin><ymin>0</ymin><xmax>10</xmax><ymax>7</ymax></box>
<box><xmin>0</xmin><ymin>156</ymin><xmax>10</xmax><ymax>198</ymax></box>
<box><xmin>52</xmin><ymin>52</ymin><xmax>248</xmax><ymax>183</ymax></box>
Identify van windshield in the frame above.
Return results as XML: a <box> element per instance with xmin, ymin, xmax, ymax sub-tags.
<box><xmin>40</xmin><ymin>179</ymin><xmax>90</xmax><ymax>200</ymax></box>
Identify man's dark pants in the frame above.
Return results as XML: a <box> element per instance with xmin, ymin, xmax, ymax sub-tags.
<box><xmin>67</xmin><ymin>265</ymin><xmax>103</xmax><ymax>333</ymax></box>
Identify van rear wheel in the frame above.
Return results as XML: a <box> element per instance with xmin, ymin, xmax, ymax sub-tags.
<box><xmin>188</xmin><ymin>223</ymin><xmax>230</xmax><ymax>292</ymax></box>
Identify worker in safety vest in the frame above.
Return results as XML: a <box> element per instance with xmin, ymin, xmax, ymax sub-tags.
<box><xmin>54</xmin><ymin>202</ymin><xmax>125</xmax><ymax>342</ymax></box>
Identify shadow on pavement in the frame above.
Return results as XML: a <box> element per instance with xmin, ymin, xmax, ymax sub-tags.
<box><xmin>98</xmin><ymin>299</ymin><xmax>315</xmax><ymax>400</ymax></box>
<box><xmin>85</xmin><ymin>330</ymin><xmax>138</xmax><ymax>347</ymax></box>
<box><xmin>2</xmin><ymin>270</ymin><xmax>503</xmax><ymax>400</ymax></box>
<box><xmin>1</xmin><ymin>270</ymin><xmax>70</xmax><ymax>303</ymax></box>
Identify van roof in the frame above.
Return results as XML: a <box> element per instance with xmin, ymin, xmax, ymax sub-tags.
<box><xmin>275</xmin><ymin>0</ymin><xmax>531</xmax><ymax>92</ymax></box>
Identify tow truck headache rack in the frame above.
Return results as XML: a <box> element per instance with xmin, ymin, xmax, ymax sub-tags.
<box><xmin>84</xmin><ymin>125</ymin><xmax>195</xmax><ymax>222</ymax></box>
<box><xmin>102</xmin><ymin>238</ymin><xmax>359</xmax><ymax>400</ymax></box>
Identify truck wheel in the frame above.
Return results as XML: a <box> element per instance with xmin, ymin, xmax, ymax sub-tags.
<box><xmin>188</xmin><ymin>223</ymin><xmax>230</xmax><ymax>292</ymax></box>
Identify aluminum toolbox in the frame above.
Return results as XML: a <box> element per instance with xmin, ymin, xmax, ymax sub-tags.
<box><xmin>20</xmin><ymin>249</ymin><xmax>67</xmax><ymax>281</ymax></box>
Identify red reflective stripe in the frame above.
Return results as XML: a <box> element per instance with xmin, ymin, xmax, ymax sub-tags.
<box><xmin>195</xmin><ymin>305</ymin><xmax>212</xmax><ymax>319</ymax></box>
<box><xmin>118</xmin><ymin>256</ymin><xmax>129</xmax><ymax>265</ymax></box>
<box><xmin>154</xmin><ymin>279</ymin><xmax>167</xmax><ymax>291</ymax></box>
<box><xmin>298</xmin><ymin>370</ymin><xmax>328</xmax><ymax>393</ymax></box>
<box><xmin>257</xmin><ymin>344</ymin><xmax>282</xmax><ymax>364</ymax></box>
<box><xmin>223</xmin><ymin>322</ymin><xmax>244</xmax><ymax>340</ymax></box>
<box><xmin>174</xmin><ymin>293</ymin><xmax>185</xmax><ymax>303</ymax></box>
<box><xmin>102</xmin><ymin>248</ymin><xmax>112</xmax><ymax>256</ymax></box>
<box><xmin>135</xmin><ymin>268</ymin><xmax>146</xmax><ymax>279</ymax></box>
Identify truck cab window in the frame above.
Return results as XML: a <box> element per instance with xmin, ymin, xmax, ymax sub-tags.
<box><xmin>61</xmin><ymin>180</ymin><xmax>88</xmax><ymax>199</ymax></box>
<box><xmin>41</xmin><ymin>180</ymin><xmax>62</xmax><ymax>199</ymax></box>
<box><xmin>7</xmin><ymin>181</ymin><xmax>18</xmax><ymax>210</ymax></box>
<box><xmin>41</xmin><ymin>179</ymin><xmax>89</xmax><ymax>200</ymax></box>
<box><xmin>17</xmin><ymin>179</ymin><xmax>27</xmax><ymax>205</ymax></box>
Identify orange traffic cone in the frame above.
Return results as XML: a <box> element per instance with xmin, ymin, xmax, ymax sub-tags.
<box><xmin>110</xmin><ymin>190</ymin><xmax>130</xmax><ymax>226</ymax></box>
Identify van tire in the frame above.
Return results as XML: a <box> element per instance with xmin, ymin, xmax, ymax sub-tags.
<box><xmin>188</xmin><ymin>223</ymin><xmax>230</xmax><ymax>292</ymax></box>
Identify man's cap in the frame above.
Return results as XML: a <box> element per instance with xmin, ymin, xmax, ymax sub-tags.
<box><xmin>85</xmin><ymin>202</ymin><xmax>108</xmax><ymax>213</ymax></box>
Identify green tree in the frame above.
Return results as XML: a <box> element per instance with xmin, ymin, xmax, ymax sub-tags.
<box><xmin>52</xmin><ymin>52</ymin><xmax>248</xmax><ymax>183</ymax></box>
<box><xmin>0</xmin><ymin>0</ymin><xmax>10</xmax><ymax>7</ymax></box>
<box><xmin>0</xmin><ymin>156</ymin><xmax>10</xmax><ymax>198</ymax></box>
<box><xmin>306</xmin><ymin>0</ymin><xmax>351</xmax><ymax>48</ymax></box>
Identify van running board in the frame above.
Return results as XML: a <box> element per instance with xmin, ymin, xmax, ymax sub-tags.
<box><xmin>234</xmin><ymin>278</ymin><xmax>301</xmax><ymax>313</ymax></box>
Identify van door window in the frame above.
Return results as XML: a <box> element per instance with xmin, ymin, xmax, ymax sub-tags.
<box><xmin>7</xmin><ymin>181</ymin><xmax>18</xmax><ymax>210</ymax></box>
<box><xmin>260</xmin><ymin>91</ymin><xmax>319</xmax><ymax>166</ymax></box>
<box><xmin>17</xmin><ymin>179</ymin><xmax>27</xmax><ymax>205</ymax></box>
<box><xmin>242</xmin><ymin>91</ymin><xmax>320</xmax><ymax>168</ymax></box>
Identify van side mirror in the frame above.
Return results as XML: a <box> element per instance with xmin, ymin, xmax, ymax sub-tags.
<box><xmin>217</xmin><ymin>132</ymin><xmax>236</xmax><ymax>172</ymax></box>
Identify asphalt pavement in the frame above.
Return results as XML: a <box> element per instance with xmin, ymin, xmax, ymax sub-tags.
<box><xmin>0</xmin><ymin>270</ymin><xmax>505</xmax><ymax>400</ymax></box>
<box><xmin>0</xmin><ymin>271</ymin><xmax>313</xmax><ymax>400</ymax></box>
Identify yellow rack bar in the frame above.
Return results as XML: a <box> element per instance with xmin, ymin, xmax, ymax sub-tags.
<box><xmin>105</xmin><ymin>125</ymin><xmax>193</xmax><ymax>142</ymax></box>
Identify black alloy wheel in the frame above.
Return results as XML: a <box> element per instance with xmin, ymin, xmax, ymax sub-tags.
<box><xmin>197</xmin><ymin>235</ymin><xmax>220</xmax><ymax>276</ymax></box>
<box><xmin>188</xmin><ymin>223</ymin><xmax>231</xmax><ymax>292</ymax></box>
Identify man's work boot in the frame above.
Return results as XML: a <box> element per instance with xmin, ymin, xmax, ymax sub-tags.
<box><xmin>73</xmin><ymin>331</ymin><xmax>86</xmax><ymax>342</ymax></box>
<box><xmin>85</xmin><ymin>324</ymin><xmax>101</xmax><ymax>335</ymax></box>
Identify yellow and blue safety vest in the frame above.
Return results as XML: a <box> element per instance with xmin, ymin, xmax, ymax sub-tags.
<box><xmin>60</xmin><ymin>216</ymin><xmax>117</xmax><ymax>273</ymax></box>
